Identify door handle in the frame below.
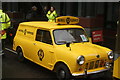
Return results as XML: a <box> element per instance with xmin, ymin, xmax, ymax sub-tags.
<box><xmin>49</xmin><ymin>51</ymin><xmax>54</xmax><ymax>53</ymax></box>
<box><xmin>33</xmin><ymin>43</ymin><xmax>36</xmax><ymax>45</ymax></box>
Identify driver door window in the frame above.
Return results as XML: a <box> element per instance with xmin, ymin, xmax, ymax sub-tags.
<box><xmin>36</xmin><ymin>29</ymin><xmax>52</xmax><ymax>44</ymax></box>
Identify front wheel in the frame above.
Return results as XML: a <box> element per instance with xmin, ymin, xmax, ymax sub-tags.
<box><xmin>56</xmin><ymin>64</ymin><xmax>72</xmax><ymax>80</ymax></box>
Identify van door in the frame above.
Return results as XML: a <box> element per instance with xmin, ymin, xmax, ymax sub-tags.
<box><xmin>31</xmin><ymin>29</ymin><xmax>55</xmax><ymax>69</ymax></box>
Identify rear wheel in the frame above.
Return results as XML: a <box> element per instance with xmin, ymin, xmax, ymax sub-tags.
<box><xmin>55</xmin><ymin>64</ymin><xmax>72</xmax><ymax>80</ymax></box>
<box><xmin>16</xmin><ymin>48</ymin><xmax>25</xmax><ymax>62</ymax></box>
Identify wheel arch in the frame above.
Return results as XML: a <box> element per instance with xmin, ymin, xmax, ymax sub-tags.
<box><xmin>16</xmin><ymin>46</ymin><xmax>22</xmax><ymax>52</ymax></box>
<box><xmin>16</xmin><ymin>46</ymin><xmax>24</xmax><ymax>56</ymax></box>
<box><xmin>53</xmin><ymin>61</ymin><xmax>71</xmax><ymax>73</ymax></box>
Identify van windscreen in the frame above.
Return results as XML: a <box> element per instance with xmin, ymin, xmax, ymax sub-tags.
<box><xmin>53</xmin><ymin>28</ymin><xmax>89</xmax><ymax>45</ymax></box>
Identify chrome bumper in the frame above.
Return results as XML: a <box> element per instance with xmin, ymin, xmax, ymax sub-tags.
<box><xmin>72</xmin><ymin>68</ymin><xmax>109</xmax><ymax>76</ymax></box>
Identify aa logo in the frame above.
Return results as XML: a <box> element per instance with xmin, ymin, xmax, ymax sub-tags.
<box><xmin>66</xmin><ymin>17</ymin><xmax>70</xmax><ymax>24</ymax></box>
<box><xmin>38</xmin><ymin>49</ymin><xmax>44</xmax><ymax>61</ymax></box>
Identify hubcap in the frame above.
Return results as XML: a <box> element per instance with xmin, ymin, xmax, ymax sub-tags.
<box><xmin>19</xmin><ymin>52</ymin><xmax>23</xmax><ymax>57</ymax></box>
<box><xmin>59</xmin><ymin>70</ymin><xmax>66</xmax><ymax>78</ymax></box>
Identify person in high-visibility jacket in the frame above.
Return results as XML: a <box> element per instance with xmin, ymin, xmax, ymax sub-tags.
<box><xmin>0</xmin><ymin>9</ymin><xmax>11</xmax><ymax>54</ymax></box>
<box><xmin>46</xmin><ymin>6</ymin><xmax>57</xmax><ymax>22</ymax></box>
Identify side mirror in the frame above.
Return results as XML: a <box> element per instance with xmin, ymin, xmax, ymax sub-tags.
<box><xmin>66</xmin><ymin>43</ymin><xmax>70</xmax><ymax>47</ymax></box>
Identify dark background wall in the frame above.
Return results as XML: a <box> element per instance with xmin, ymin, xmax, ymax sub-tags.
<box><xmin>2</xmin><ymin>2</ymin><xmax>119</xmax><ymax>49</ymax></box>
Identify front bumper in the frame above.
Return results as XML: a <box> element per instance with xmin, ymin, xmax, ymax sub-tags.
<box><xmin>72</xmin><ymin>68</ymin><xmax>109</xmax><ymax>76</ymax></box>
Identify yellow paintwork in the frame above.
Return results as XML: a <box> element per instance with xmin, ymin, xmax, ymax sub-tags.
<box><xmin>19</xmin><ymin>21</ymin><xmax>84</xmax><ymax>30</ymax></box>
<box><xmin>13</xmin><ymin>16</ymin><xmax>112</xmax><ymax>77</ymax></box>
<box><xmin>113</xmin><ymin>56</ymin><xmax>120</xmax><ymax>79</ymax></box>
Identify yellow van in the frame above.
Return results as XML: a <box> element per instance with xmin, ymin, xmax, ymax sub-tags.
<box><xmin>13</xmin><ymin>16</ymin><xmax>113</xmax><ymax>80</ymax></box>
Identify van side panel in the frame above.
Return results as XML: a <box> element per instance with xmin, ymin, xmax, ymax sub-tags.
<box><xmin>13</xmin><ymin>24</ymin><xmax>36</xmax><ymax>54</ymax></box>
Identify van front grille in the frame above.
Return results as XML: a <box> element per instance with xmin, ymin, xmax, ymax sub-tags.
<box><xmin>85</xmin><ymin>60</ymin><xmax>106</xmax><ymax>70</ymax></box>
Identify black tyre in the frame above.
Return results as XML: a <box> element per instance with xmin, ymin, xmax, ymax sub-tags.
<box><xmin>56</xmin><ymin>64</ymin><xmax>72</xmax><ymax>80</ymax></box>
<box><xmin>17</xmin><ymin>48</ymin><xmax>25</xmax><ymax>62</ymax></box>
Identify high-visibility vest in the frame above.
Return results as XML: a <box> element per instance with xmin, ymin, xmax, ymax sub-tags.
<box><xmin>46</xmin><ymin>10</ymin><xmax>57</xmax><ymax>22</ymax></box>
<box><xmin>0</xmin><ymin>9</ymin><xmax>11</xmax><ymax>39</ymax></box>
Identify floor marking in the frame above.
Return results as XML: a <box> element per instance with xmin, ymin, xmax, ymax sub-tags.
<box><xmin>5</xmin><ymin>48</ymin><xmax>17</xmax><ymax>54</ymax></box>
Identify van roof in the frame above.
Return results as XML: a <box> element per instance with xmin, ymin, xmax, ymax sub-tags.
<box><xmin>20</xmin><ymin>21</ymin><xmax>83</xmax><ymax>30</ymax></box>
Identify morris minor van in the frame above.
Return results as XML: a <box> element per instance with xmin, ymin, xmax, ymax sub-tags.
<box><xmin>13</xmin><ymin>16</ymin><xmax>113</xmax><ymax>80</ymax></box>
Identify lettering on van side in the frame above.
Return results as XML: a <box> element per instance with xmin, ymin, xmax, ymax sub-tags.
<box><xmin>18</xmin><ymin>29</ymin><xmax>34</xmax><ymax>35</ymax></box>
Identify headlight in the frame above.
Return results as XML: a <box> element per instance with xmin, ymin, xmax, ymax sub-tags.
<box><xmin>77</xmin><ymin>56</ymin><xmax>85</xmax><ymax>65</ymax></box>
<box><xmin>108</xmin><ymin>51</ymin><xmax>113</xmax><ymax>60</ymax></box>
